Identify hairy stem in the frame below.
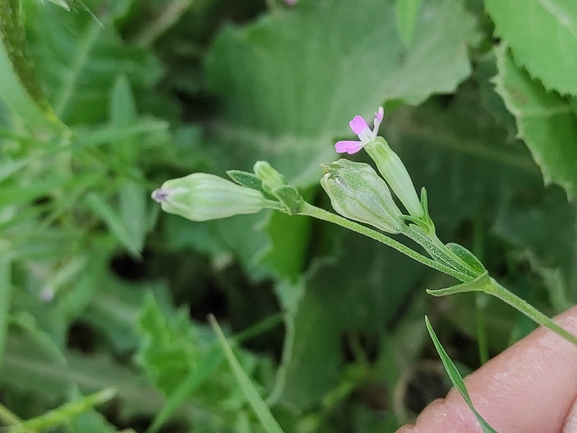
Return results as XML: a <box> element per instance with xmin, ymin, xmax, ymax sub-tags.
<box><xmin>299</xmin><ymin>203</ymin><xmax>473</xmax><ymax>282</ymax></box>
<box><xmin>488</xmin><ymin>279</ymin><xmax>577</xmax><ymax>348</ymax></box>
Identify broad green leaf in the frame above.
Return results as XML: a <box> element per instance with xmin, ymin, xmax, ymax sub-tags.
<box><xmin>274</xmin><ymin>230</ymin><xmax>425</xmax><ymax>410</ymax></box>
<box><xmin>165</xmin><ymin>213</ymin><xmax>273</xmax><ymax>281</ymax></box>
<box><xmin>425</xmin><ymin>316</ymin><xmax>499</xmax><ymax>433</ymax></box>
<box><xmin>385</xmin><ymin>93</ymin><xmax>541</xmax><ymax>247</ymax></box>
<box><xmin>207</xmin><ymin>0</ymin><xmax>479</xmax><ymax>186</ymax></box>
<box><xmin>26</xmin><ymin>1</ymin><xmax>162</xmax><ymax>125</ymax></box>
<box><xmin>262</xmin><ymin>207</ymin><xmax>312</xmax><ymax>281</ymax></box>
<box><xmin>518</xmin><ymin>251</ymin><xmax>572</xmax><ymax>314</ymax></box>
<box><xmin>396</xmin><ymin>0</ymin><xmax>422</xmax><ymax>47</ymax></box>
<box><xmin>485</xmin><ymin>0</ymin><xmax>577</xmax><ymax>95</ymax></box>
<box><xmin>493</xmin><ymin>46</ymin><xmax>577</xmax><ymax>198</ymax></box>
<box><xmin>210</xmin><ymin>316</ymin><xmax>284</xmax><ymax>433</ymax></box>
<box><xmin>493</xmin><ymin>185</ymin><xmax>577</xmax><ymax>302</ymax></box>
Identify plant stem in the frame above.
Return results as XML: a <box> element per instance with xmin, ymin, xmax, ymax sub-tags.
<box><xmin>297</xmin><ymin>203</ymin><xmax>577</xmax><ymax>347</ymax></box>
<box><xmin>488</xmin><ymin>278</ymin><xmax>577</xmax><ymax>347</ymax></box>
<box><xmin>402</xmin><ymin>225</ymin><xmax>478</xmax><ymax>279</ymax></box>
<box><xmin>473</xmin><ymin>211</ymin><xmax>489</xmax><ymax>364</ymax></box>
<box><xmin>299</xmin><ymin>203</ymin><xmax>473</xmax><ymax>283</ymax></box>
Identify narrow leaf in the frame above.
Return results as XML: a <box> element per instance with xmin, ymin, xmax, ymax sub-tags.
<box><xmin>209</xmin><ymin>315</ymin><xmax>284</xmax><ymax>433</ymax></box>
<box><xmin>446</xmin><ymin>243</ymin><xmax>486</xmax><ymax>273</ymax></box>
<box><xmin>111</xmin><ymin>76</ymin><xmax>148</xmax><ymax>254</ymax></box>
<box><xmin>427</xmin><ymin>271</ymin><xmax>490</xmax><ymax>297</ymax></box>
<box><xmin>425</xmin><ymin>316</ymin><xmax>499</xmax><ymax>433</ymax></box>
<box><xmin>12</xmin><ymin>388</ymin><xmax>116</xmax><ymax>433</ymax></box>
<box><xmin>85</xmin><ymin>192</ymin><xmax>141</xmax><ymax>256</ymax></box>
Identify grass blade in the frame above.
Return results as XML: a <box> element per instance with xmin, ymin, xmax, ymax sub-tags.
<box><xmin>209</xmin><ymin>315</ymin><xmax>284</xmax><ymax>433</ymax></box>
<box><xmin>425</xmin><ymin>316</ymin><xmax>499</xmax><ymax>433</ymax></box>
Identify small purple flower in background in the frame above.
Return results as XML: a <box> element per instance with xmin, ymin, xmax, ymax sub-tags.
<box><xmin>39</xmin><ymin>286</ymin><xmax>55</xmax><ymax>302</ymax></box>
<box><xmin>283</xmin><ymin>0</ymin><xmax>297</xmax><ymax>5</ymax></box>
<box><xmin>335</xmin><ymin>107</ymin><xmax>384</xmax><ymax>154</ymax></box>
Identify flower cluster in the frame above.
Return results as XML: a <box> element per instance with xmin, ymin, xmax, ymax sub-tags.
<box><xmin>332</xmin><ymin>108</ymin><xmax>424</xmax><ymax>220</ymax></box>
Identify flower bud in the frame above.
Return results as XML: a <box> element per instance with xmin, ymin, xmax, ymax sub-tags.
<box><xmin>364</xmin><ymin>137</ymin><xmax>424</xmax><ymax>218</ymax></box>
<box><xmin>320</xmin><ymin>159</ymin><xmax>404</xmax><ymax>234</ymax></box>
<box><xmin>253</xmin><ymin>161</ymin><xmax>287</xmax><ymax>192</ymax></box>
<box><xmin>152</xmin><ymin>173</ymin><xmax>265</xmax><ymax>221</ymax></box>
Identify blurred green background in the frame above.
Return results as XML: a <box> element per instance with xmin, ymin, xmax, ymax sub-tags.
<box><xmin>0</xmin><ymin>0</ymin><xmax>576</xmax><ymax>431</ymax></box>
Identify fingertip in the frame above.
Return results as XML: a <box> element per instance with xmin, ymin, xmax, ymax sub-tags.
<box><xmin>396</xmin><ymin>395</ymin><xmax>479</xmax><ymax>433</ymax></box>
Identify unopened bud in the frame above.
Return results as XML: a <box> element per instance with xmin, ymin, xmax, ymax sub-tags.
<box><xmin>364</xmin><ymin>137</ymin><xmax>424</xmax><ymax>218</ymax></box>
<box><xmin>152</xmin><ymin>173</ymin><xmax>265</xmax><ymax>221</ymax></box>
<box><xmin>320</xmin><ymin>159</ymin><xmax>404</xmax><ymax>234</ymax></box>
<box><xmin>253</xmin><ymin>161</ymin><xmax>286</xmax><ymax>192</ymax></box>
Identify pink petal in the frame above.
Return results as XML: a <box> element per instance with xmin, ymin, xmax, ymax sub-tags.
<box><xmin>335</xmin><ymin>140</ymin><xmax>364</xmax><ymax>154</ymax></box>
<box><xmin>375</xmin><ymin>107</ymin><xmax>384</xmax><ymax>123</ymax></box>
<box><xmin>373</xmin><ymin>107</ymin><xmax>384</xmax><ymax>131</ymax></box>
<box><xmin>349</xmin><ymin>116</ymin><xmax>369</xmax><ymax>135</ymax></box>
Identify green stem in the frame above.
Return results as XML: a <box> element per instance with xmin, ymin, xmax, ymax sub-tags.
<box><xmin>402</xmin><ymin>225</ymin><xmax>478</xmax><ymax>279</ymax></box>
<box><xmin>475</xmin><ymin>293</ymin><xmax>489</xmax><ymax>365</ymax></box>
<box><xmin>473</xmin><ymin>212</ymin><xmax>489</xmax><ymax>364</ymax></box>
<box><xmin>299</xmin><ymin>203</ymin><xmax>473</xmax><ymax>283</ymax></box>
<box><xmin>488</xmin><ymin>278</ymin><xmax>577</xmax><ymax>347</ymax></box>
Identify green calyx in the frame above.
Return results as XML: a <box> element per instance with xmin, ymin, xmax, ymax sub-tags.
<box><xmin>364</xmin><ymin>137</ymin><xmax>424</xmax><ymax>219</ymax></box>
<box><xmin>320</xmin><ymin>159</ymin><xmax>404</xmax><ymax>234</ymax></box>
<box><xmin>152</xmin><ymin>173</ymin><xmax>266</xmax><ymax>221</ymax></box>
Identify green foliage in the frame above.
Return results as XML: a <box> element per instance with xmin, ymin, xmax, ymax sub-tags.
<box><xmin>494</xmin><ymin>45</ymin><xmax>577</xmax><ymax>198</ymax></box>
<box><xmin>26</xmin><ymin>0</ymin><xmax>162</xmax><ymax>125</ymax></box>
<box><xmin>211</xmin><ymin>316</ymin><xmax>284</xmax><ymax>433</ymax></box>
<box><xmin>206</xmin><ymin>0</ymin><xmax>479</xmax><ymax>185</ymax></box>
<box><xmin>0</xmin><ymin>0</ymin><xmax>575</xmax><ymax>431</ymax></box>
<box><xmin>137</xmin><ymin>293</ymin><xmax>275</xmax><ymax>432</ymax></box>
<box><xmin>486</xmin><ymin>0</ymin><xmax>577</xmax><ymax>95</ymax></box>
<box><xmin>0</xmin><ymin>0</ymin><xmax>60</xmax><ymax>130</ymax></box>
<box><xmin>396</xmin><ymin>0</ymin><xmax>422</xmax><ymax>47</ymax></box>
<box><xmin>137</xmin><ymin>293</ymin><xmax>199</xmax><ymax>396</ymax></box>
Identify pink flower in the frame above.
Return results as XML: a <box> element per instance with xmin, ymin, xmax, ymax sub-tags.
<box><xmin>335</xmin><ymin>107</ymin><xmax>384</xmax><ymax>154</ymax></box>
